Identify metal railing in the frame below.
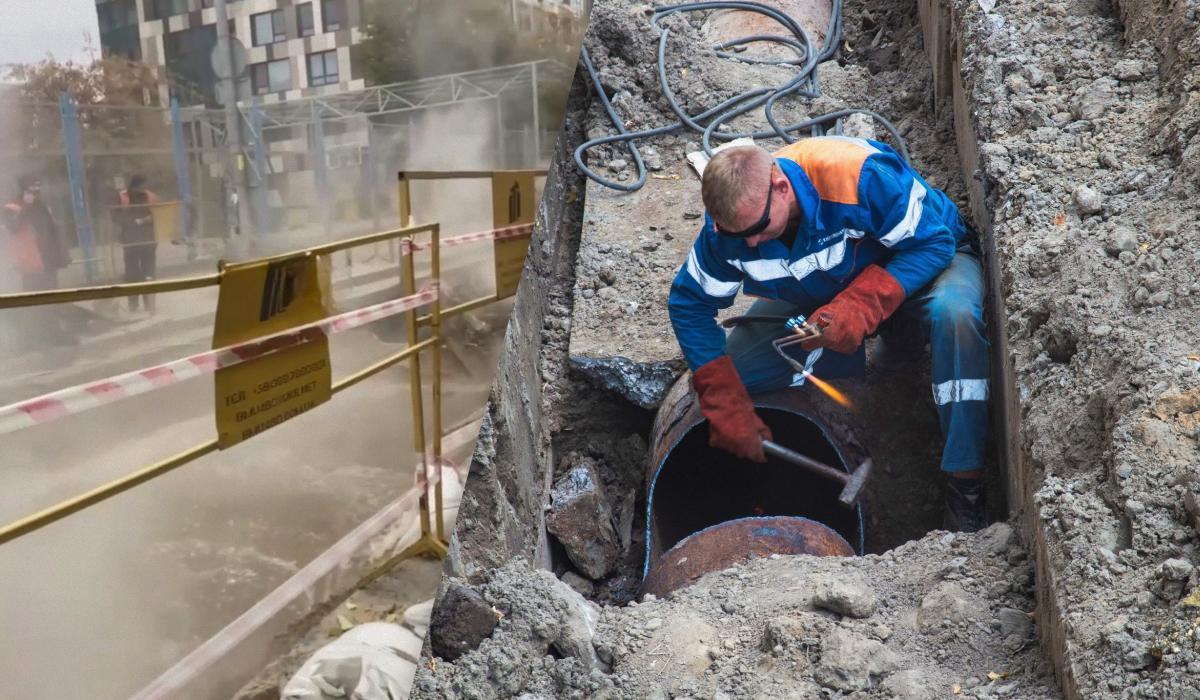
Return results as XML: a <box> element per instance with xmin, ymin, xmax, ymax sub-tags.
<box><xmin>0</xmin><ymin>222</ymin><xmax>459</xmax><ymax>557</ymax></box>
<box><xmin>2</xmin><ymin>167</ymin><xmax>543</xmax><ymax>699</ymax></box>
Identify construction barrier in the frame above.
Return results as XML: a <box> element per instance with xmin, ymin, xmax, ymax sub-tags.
<box><xmin>0</xmin><ymin>169</ymin><xmax>542</xmax><ymax>699</ymax></box>
<box><xmin>0</xmin><ymin>287</ymin><xmax>438</xmax><ymax>438</ymax></box>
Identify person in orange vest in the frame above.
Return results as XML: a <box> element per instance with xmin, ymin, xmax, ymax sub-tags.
<box><xmin>115</xmin><ymin>174</ymin><xmax>159</xmax><ymax>314</ymax></box>
<box><xmin>4</xmin><ymin>175</ymin><xmax>69</xmax><ymax>291</ymax></box>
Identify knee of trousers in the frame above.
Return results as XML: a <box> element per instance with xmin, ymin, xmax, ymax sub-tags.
<box><xmin>927</xmin><ymin>294</ymin><xmax>985</xmax><ymax>336</ymax></box>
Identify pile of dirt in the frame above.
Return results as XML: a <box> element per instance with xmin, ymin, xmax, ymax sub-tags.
<box><xmin>954</xmin><ymin>0</ymin><xmax>1200</xmax><ymax>694</ymax></box>
<box><xmin>412</xmin><ymin>524</ymin><xmax>1059</xmax><ymax>699</ymax></box>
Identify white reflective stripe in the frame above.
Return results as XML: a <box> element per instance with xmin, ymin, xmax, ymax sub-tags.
<box><xmin>788</xmin><ymin>237</ymin><xmax>849</xmax><ymax>280</ymax></box>
<box><xmin>932</xmin><ymin>379</ymin><xmax>989</xmax><ymax>405</ymax></box>
<box><xmin>879</xmin><ymin>179</ymin><xmax>926</xmax><ymax>247</ymax></box>
<box><xmin>687</xmin><ymin>249</ymin><xmax>741</xmax><ymax>297</ymax></box>
<box><xmin>731</xmin><ymin>257</ymin><xmax>792</xmax><ymax>281</ymax></box>
<box><xmin>728</xmin><ymin>235</ymin><xmax>853</xmax><ymax>284</ymax></box>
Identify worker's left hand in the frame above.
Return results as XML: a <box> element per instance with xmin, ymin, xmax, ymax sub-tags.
<box><xmin>801</xmin><ymin>264</ymin><xmax>907</xmax><ymax>354</ymax></box>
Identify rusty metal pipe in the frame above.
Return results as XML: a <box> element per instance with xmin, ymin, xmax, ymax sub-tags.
<box><xmin>642</xmin><ymin>374</ymin><xmax>869</xmax><ymax>596</ymax></box>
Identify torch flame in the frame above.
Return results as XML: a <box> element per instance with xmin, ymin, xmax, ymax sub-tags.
<box><xmin>802</xmin><ymin>370</ymin><xmax>853</xmax><ymax>409</ymax></box>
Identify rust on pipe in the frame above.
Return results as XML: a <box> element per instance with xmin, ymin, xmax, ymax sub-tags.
<box><xmin>640</xmin><ymin>516</ymin><xmax>854</xmax><ymax>597</ymax></box>
<box><xmin>643</xmin><ymin>374</ymin><xmax>868</xmax><ymax>592</ymax></box>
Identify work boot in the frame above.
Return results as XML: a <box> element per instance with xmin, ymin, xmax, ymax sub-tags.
<box><xmin>944</xmin><ymin>476</ymin><xmax>987</xmax><ymax>533</ymax></box>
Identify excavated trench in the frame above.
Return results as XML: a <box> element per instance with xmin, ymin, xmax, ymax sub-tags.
<box><xmin>423</xmin><ymin>0</ymin><xmax>1200</xmax><ymax>694</ymax></box>
<box><xmin>532</xmin><ymin>0</ymin><xmax>1007</xmax><ymax>602</ymax></box>
<box><xmin>450</xmin><ymin>0</ymin><xmax>1003</xmax><ymax>590</ymax></box>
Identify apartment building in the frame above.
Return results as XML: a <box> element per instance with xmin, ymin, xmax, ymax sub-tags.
<box><xmin>95</xmin><ymin>0</ymin><xmax>366</xmax><ymax>107</ymax></box>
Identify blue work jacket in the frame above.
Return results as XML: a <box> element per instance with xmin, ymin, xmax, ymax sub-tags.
<box><xmin>668</xmin><ymin>135</ymin><xmax>965</xmax><ymax>371</ymax></box>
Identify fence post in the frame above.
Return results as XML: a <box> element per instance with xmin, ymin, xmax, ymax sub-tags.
<box><xmin>530</xmin><ymin>61</ymin><xmax>541</xmax><ymax>168</ymax></box>
<box><xmin>170</xmin><ymin>98</ymin><xmax>194</xmax><ymax>243</ymax></box>
<box><xmin>248</xmin><ymin>101</ymin><xmax>270</xmax><ymax>236</ymax></box>
<box><xmin>58</xmin><ymin>92</ymin><xmax>96</xmax><ymax>283</ymax></box>
<box><xmin>430</xmin><ymin>224</ymin><xmax>445</xmax><ymax>543</ymax></box>
<box><xmin>311</xmin><ymin>103</ymin><xmax>331</xmax><ymax>236</ymax></box>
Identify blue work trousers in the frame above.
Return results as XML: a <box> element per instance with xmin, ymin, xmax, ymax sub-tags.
<box><xmin>725</xmin><ymin>250</ymin><xmax>990</xmax><ymax>473</ymax></box>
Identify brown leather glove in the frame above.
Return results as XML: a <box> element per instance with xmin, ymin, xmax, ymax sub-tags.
<box><xmin>802</xmin><ymin>264</ymin><xmax>906</xmax><ymax>354</ymax></box>
<box><xmin>692</xmin><ymin>355</ymin><xmax>773</xmax><ymax>462</ymax></box>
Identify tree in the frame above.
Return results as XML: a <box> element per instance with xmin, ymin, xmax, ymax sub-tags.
<box><xmin>5</xmin><ymin>57</ymin><xmax>166</xmax><ymax>154</ymax></box>
<box><xmin>0</xmin><ymin>58</ymin><xmax>176</xmax><ymax>242</ymax></box>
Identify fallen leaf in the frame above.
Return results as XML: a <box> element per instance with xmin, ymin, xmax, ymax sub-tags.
<box><xmin>385</xmin><ymin>613</ymin><xmax>398</xmax><ymax>623</ymax></box>
<box><xmin>987</xmin><ymin>671</ymin><xmax>1008</xmax><ymax>681</ymax></box>
<box><xmin>651</xmin><ymin>173</ymin><xmax>680</xmax><ymax>180</ymax></box>
<box><xmin>952</xmin><ymin>684</ymin><xmax>962</xmax><ymax>694</ymax></box>
<box><xmin>1053</xmin><ymin>212</ymin><xmax>1066</xmax><ymax>226</ymax></box>
<box><xmin>337</xmin><ymin>614</ymin><xmax>355</xmax><ymax>632</ymax></box>
<box><xmin>345</xmin><ymin>601</ymin><xmax>358</xmax><ymax>611</ymax></box>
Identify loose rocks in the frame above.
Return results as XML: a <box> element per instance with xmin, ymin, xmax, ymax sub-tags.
<box><xmin>429</xmin><ymin>584</ymin><xmax>499</xmax><ymax>661</ymax></box>
<box><xmin>917</xmin><ymin>582</ymin><xmax>986</xmax><ymax>632</ymax></box>
<box><xmin>1073</xmin><ymin>184</ymin><xmax>1105</xmax><ymax>215</ymax></box>
<box><xmin>546</xmin><ymin>461</ymin><xmax>621</xmax><ymax>579</ymax></box>
<box><xmin>811</xmin><ymin>575</ymin><xmax>878</xmax><ymax>618</ymax></box>
<box><xmin>815</xmin><ymin>626</ymin><xmax>899</xmax><ymax>691</ymax></box>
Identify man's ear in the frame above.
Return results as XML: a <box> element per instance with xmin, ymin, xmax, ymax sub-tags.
<box><xmin>772</xmin><ymin>168</ymin><xmax>789</xmax><ymax>192</ymax></box>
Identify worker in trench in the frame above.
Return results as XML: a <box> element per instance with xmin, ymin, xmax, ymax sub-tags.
<box><xmin>667</xmin><ymin>137</ymin><xmax>989</xmax><ymax>532</ymax></box>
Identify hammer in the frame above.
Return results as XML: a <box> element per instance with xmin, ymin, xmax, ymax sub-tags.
<box><xmin>762</xmin><ymin>440</ymin><xmax>872</xmax><ymax>508</ymax></box>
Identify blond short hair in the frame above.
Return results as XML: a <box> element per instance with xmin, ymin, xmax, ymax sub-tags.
<box><xmin>701</xmin><ymin>145</ymin><xmax>773</xmax><ymax>231</ymax></box>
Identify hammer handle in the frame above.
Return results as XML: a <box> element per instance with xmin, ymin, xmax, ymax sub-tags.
<box><xmin>762</xmin><ymin>440</ymin><xmax>848</xmax><ymax>484</ymax></box>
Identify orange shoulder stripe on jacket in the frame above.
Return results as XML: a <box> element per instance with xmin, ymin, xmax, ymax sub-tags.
<box><xmin>773</xmin><ymin>137</ymin><xmax>872</xmax><ymax>206</ymax></box>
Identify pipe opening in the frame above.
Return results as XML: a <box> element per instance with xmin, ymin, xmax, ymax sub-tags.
<box><xmin>648</xmin><ymin>407</ymin><xmax>863</xmax><ymax>568</ymax></box>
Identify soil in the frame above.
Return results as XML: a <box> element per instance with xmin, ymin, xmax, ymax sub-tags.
<box><xmin>953</xmin><ymin>0</ymin><xmax>1200</xmax><ymax>695</ymax></box>
<box><xmin>411</xmin><ymin>524</ymin><xmax>1060</xmax><ymax>699</ymax></box>
<box><xmin>415</xmin><ymin>0</ymin><xmax>1200</xmax><ymax>696</ymax></box>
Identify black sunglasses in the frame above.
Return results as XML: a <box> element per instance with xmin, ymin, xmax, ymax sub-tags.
<box><xmin>716</xmin><ymin>167</ymin><xmax>775</xmax><ymax>238</ymax></box>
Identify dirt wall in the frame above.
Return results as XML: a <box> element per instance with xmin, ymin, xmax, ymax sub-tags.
<box><xmin>445</xmin><ymin>72</ymin><xmax>590</xmax><ymax>582</ymax></box>
<box><xmin>925</xmin><ymin>0</ymin><xmax>1200</xmax><ymax>697</ymax></box>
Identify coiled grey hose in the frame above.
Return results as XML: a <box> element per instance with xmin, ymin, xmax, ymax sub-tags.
<box><xmin>575</xmin><ymin>0</ymin><xmax>910</xmax><ymax>192</ymax></box>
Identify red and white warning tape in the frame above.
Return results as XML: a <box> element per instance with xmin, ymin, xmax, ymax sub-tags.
<box><xmin>404</xmin><ymin>222</ymin><xmax>533</xmax><ymax>253</ymax></box>
<box><xmin>0</xmin><ymin>285</ymin><xmax>438</xmax><ymax>438</ymax></box>
<box><xmin>0</xmin><ymin>223</ymin><xmax>534</xmax><ymax>438</ymax></box>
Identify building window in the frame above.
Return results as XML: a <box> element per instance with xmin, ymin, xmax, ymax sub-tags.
<box><xmin>321</xmin><ymin>0</ymin><xmax>347</xmax><ymax>31</ymax></box>
<box><xmin>251</xmin><ymin>58</ymin><xmax>293</xmax><ymax>95</ymax></box>
<box><xmin>146</xmin><ymin>0</ymin><xmax>187</xmax><ymax>21</ymax></box>
<box><xmin>308</xmin><ymin>50</ymin><xmax>339</xmax><ymax>86</ymax></box>
<box><xmin>202</xmin><ymin>0</ymin><xmax>243</xmax><ymax>7</ymax></box>
<box><xmin>297</xmin><ymin>3</ymin><xmax>315</xmax><ymax>37</ymax></box>
<box><xmin>98</xmin><ymin>0</ymin><xmax>138</xmax><ymax>31</ymax></box>
<box><xmin>252</xmin><ymin>10</ymin><xmax>287</xmax><ymax>46</ymax></box>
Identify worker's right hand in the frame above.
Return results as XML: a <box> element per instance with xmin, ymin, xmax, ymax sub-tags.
<box><xmin>692</xmin><ymin>355</ymin><xmax>773</xmax><ymax>463</ymax></box>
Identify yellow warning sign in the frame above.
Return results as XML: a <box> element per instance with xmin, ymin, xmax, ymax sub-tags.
<box><xmin>492</xmin><ymin>172</ymin><xmax>534</xmax><ymax>299</ymax></box>
<box><xmin>212</xmin><ymin>254</ymin><xmax>333</xmax><ymax>449</ymax></box>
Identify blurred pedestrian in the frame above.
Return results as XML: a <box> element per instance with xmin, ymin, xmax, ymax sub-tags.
<box><xmin>115</xmin><ymin>174</ymin><xmax>159</xmax><ymax>314</ymax></box>
<box><xmin>4</xmin><ymin>175</ymin><xmax>69</xmax><ymax>291</ymax></box>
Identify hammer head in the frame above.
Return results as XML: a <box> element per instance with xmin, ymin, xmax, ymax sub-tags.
<box><xmin>837</xmin><ymin>459</ymin><xmax>872</xmax><ymax>508</ymax></box>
